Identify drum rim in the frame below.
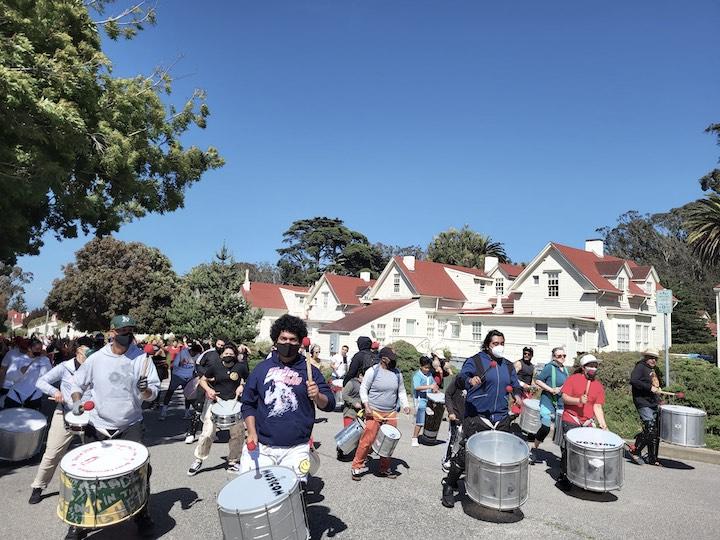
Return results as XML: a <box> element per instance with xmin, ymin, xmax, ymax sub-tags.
<box><xmin>60</xmin><ymin>455</ymin><xmax>150</xmax><ymax>481</ymax></box>
<box><xmin>60</xmin><ymin>440</ymin><xmax>149</xmax><ymax>478</ymax></box>
<box><xmin>466</xmin><ymin>431</ymin><xmax>529</xmax><ymax>466</ymax></box>
<box><xmin>378</xmin><ymin>424</ymin><xmax>401</xmax><ymax>438</ymax></box>
<box><xmin>427</xmin><ymin>392</ymin><xmax>445</xmax><ymax>403</ymax></box>
<box><xmin>565</xmin><ymin>426</ymin><xmax>624</xmax><ymax>449</ymax></box>
<box><xmin>217</xmin><ymin>465</ymin><xmax>299</xmax><ymax>513</ymax></box>
<box><xmin>0</xmin><ymin>406</ymin><xmax>48</xmax><ymax>431</ymax></box>
<box><xmin>660</xmin><ymin>404</ymin><xmax>707</xmax><ymax>417</ymax></box>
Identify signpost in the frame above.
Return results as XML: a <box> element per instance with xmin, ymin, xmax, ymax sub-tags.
<box><xmin>656</xmin><ymin>289</ymin><xmax>673</xmax><ymax>385</ymax></box>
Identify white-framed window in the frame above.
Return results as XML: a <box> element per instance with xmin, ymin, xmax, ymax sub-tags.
<box><xmin>533</xmin><ymin>275</ymin><xmax>539</xmax><ymax>285</ymax></box>
<box><xmin>495</xmin><ymin>278</ymin><xmax>504</xmax><ymax>296</ymax></box>
<box><xmin>643</xmin><ymin>325</ymin><xmax>649</xmax><ymax>346</ymax></box>
<box><xmin>322</xmin><ymin>291</ymin><xmax>329</xmax><ymax>308</ymax></box>
<box><xmin>392</xmin><ymin>318</ymin><xmax>400</xmax><ymax>336</ymax></box>
<box><xmin>393</xmin><ymin>274</ymin><xmax>401</xmax><ymax>293</ymax></box>
<box><xmin>376</xmin><ymin>324</ymin><xmax>386</xmax><ymax>340</ymax></box>
<box><xmin>617</xmin><ymin>324</ymin><xmax>630</xmax><ymax>351</ymax></box>
<box><xmin>438</xmin><ymin>319</ymin><xmax>447</xmax><ymax>337</ymax></box>
<box><xmin>548</xmin><ymin>272</ymin><xmax>559</xmax><ymax>297</ymax></box>
<box><xmin>297</xmin><ymin>296</ymin><xmax>304</xmax><ymax>305</ymax></box>
<box><xmin>635</xmin><ymin>324</ymin><xmax>642</xmax><ymax>349</ymax></box>
<box><xmin>472</xmin><ymin>321</ymin><xmax>483</xmax><ymax>342</ymax></box>
<box><xmin>535</xmin><ymin>323</ymin><xmax>548</xmax><ymax>341</ymax></box>
<box><xmin>406</xmin><ymin>319</ymin><xmax>416</xmax><ymax>336</ymax></box>
<box><xmin>426</xmin><ymin>314</ymin><xmax>435</xmax><ymax>338</ymax></box>
<box><xmin>450</xmin><ymin>322</ymin><xmax>460</xmax><ymax>339</ymax></box>
<box><xmin>618</xmin><ymin>277</ymin><xmax>625</xmax><ymax>291</ymax></box>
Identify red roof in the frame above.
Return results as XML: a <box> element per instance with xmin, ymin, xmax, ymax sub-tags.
<box><xmin>394</xmin><ymin>257</ymin><xmax>485</xmax><ymax>301</ymax></box>
<box><xmin>325</xmin><ymin>274</ymin><xmax>375</xmax><ymax>306</ymax></box>
<box><xmin>318</xmin><ymin>299</ymin><xmax>414</xmax><ymax>333</ymax></box>
<box><xmin>6</xmin><ymin>310</ymin><xmax>25</xmax><ymax>325</ymax></box>
<box><xmin>498</xmin><ymin>263</ymin><xmax>525</xmax><ymax>279</ymax></box>
<box><xmin>241</xmin><ymin>283</ymin><xmax>309</xmax><ymax>310</ymax></box>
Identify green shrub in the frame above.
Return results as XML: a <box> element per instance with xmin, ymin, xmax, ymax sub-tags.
<box><xmin>387</xmin><ymin>340</ymin><xmax>422</xmax><ymax>392</ymax></box>
<box><xmin>249</xmin><ymin>339</ymin><xmax>273</xmax><ymax>371</ymax></box>
<box><xmin>669</xmin><ymin>343</ymin><xmax>716</xmax><ymax>356</ymax></box>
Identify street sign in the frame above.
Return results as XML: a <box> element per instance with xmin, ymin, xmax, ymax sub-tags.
<box><xmin>656</xmin><ymin>289</ymin><xmax>673</xmax><ymax>314</ymax></box>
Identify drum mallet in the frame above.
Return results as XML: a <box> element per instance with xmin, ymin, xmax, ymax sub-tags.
<box><xmin>246</xmin><ymin>441</ymin><xmax>261</xmax><ymax>479</ymax></box>
<box><xmin>303</xmin><ymin>337</ymin><xmax>313</xmax><ymax>383</ymax></box>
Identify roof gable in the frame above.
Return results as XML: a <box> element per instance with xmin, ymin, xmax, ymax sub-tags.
<box><xmin>498</xmin><ymin>263</ymin><xmax>525</xmax><ymax>279</ymax></box>
<box><xmin>393</xmin><ymin>257</ymin><xmax>474</xmax><ymax>301</ymax></box>
<box><xmin>325</xmin><ymin>274</ymin><xmax>375</xmax><ymax>306</ymax></box>
<box><xmin>241</xmin><ymin>282</ymin><xmax>309</xmax><ymax>310</ymax></box>
<box><xmin>318</xmin><ymin>299</ymin><xmax>414</xmax><ymax>333</ymax></box>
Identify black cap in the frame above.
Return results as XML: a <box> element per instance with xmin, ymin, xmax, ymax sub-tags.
<box><xmin>379</xmin><ymin>347</ymin><xmax>397</xmax><ymax>361</ymax></box>
<box><xmin>523</xmin><ymin>347</ymin><xmax>534</xmax><ymax>355</ymax></box>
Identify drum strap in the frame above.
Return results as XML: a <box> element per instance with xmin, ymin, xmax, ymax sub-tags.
<box><xmin>369</xmin><ymin>409</ymin><xmax>397</xmax><ymax>423</ymax></box>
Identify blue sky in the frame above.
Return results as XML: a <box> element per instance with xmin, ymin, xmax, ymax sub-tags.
<box><xmin>18</xmin><ymin>0</ymin><xmax>719</xmax><ymax>308</ymax></box>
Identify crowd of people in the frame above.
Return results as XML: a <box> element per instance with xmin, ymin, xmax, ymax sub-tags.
<box><xmin>0</xmin><ymin>315</ymin><xmax>668</xmax><ymax>538</ymax></box>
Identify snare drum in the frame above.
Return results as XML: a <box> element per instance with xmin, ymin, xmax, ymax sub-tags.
<box><xmin>335</xmin><ymin>418</ymin><xmax>365</xmax><ymax>454</ymax></box>
<box><xmin>58</xmin><ymin>440</ymin><xmax>149</xmax><ymax>528</ymax></box>
<box><xmin>64</xmin><ymin>411</ymin><xmax>90</xmax><ymax>435</ymax></box>
<box><xmin>217</xmin><ymin>465</ymin><xmax>308</xmax><ymax>540</ymax></box>
<box><xmin>518</xmin><ymin>399</ymin><xmax>541</xmax><ymax>435</ymax></box>
<box><xmin>0</xmin><ymin>407</ymin><xmax>48</xmax><ymax>462</ymax></box>
<box><xmin>565</xmin><ymin>427</ymin><xmax>624</xmax><ymax>492</ymax></box>
<box><xmin>372</xmin><ymin>424</ymin><xmax>401</xmax><ymax>457</ymax></box>
<box><xmin>211</xmin><ymin>399</ymin><xmax>242</xmax><ymax>430</ymax></box>
<box><xmin>423</xmin><ymin>393</ymin><xmax>445</xmax><ymax>440</ymax></box>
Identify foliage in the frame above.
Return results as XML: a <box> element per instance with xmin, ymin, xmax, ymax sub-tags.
<box><xmin>387</xmin><ymin>340</ymin><xmax>421</xmax><ymax>392</ymax></box>
<box><xmin>427</xmin><ymin>225</ymin><xmax>508</xmax><ymax>268</ymax></box>
<box><xmin>669</xmin><ymin>343</ymin><xmax>717</xmax><ymax>356</ymax></box>
<box><xmin>167</xmin><ymin>246</ymin><xmax>261</xmax><ymax>344</ymax></box>
<box><xmin>234</xmin><ymin>262</ymin><xmax>283</xmax><ymax>284</ymax></box>
<box><xmin>0</xmin><ymin>264</ymin><xmax>32</xmax><ymax>330</ymax></box>
<box><xmin>373</xmin><ymin>243</ymin><xmax>426</xmax><ymax>264</ymax></box>
<box><xmin>686</xmin><ymin>194</ymin><xmax>720</xmax><ymax>265</ymax></box>
<box><xmin>699</xmin><ymin>122</ymin><xmax>720</xmax><ymax>194</ymax></box>
<box><xmin>248</xmin><ymin>340</ymin><xmax>274</xmax><ymax>371</ymax></box>
<box><xmin>0</xmin><ymin>0</ymin><xmax>223</xmax><ymax>265</ymax></box>
<box><xmin>22</xmin><ymin>307</ymin><xmax>46</xmax><ymax>328</ymax></box>
<box><xmin>277</xmin><ymin>217</ymin><xmax>384</xmax><ymax>285</ymax></box>
<box><xmin>46</xmin><ymin>237</ymin><xmax>178</xmax><ymax>333</ymax></box>
<box><xmin>670</xmin><ymin>285</ymin><xmax>714</xmax><ymax>344</ymax></box>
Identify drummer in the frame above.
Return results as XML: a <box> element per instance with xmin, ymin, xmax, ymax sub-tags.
<box><xmin>629</xmin><ymin>348</ymin><xmax>662</xmax><ymax>466</ymax></box>
<box><xmin>441</xmin><ymin>329</ymin><xmax>524</xmax><ymax>508</ymax></box>
<box><xmin>442</xmin><ymin>372</ymin><xmax>466</xmax><ymax>472</ymax></box>
<box><xmin>28</xmin><ymin>345</ymin><xmax>92</xmax><ymax>504</ymax></box>
<box><xmin>187</xmin><ymin>342</ymin><xmax>248</xmax><ymax>476</ymax></box>
<box><xmin>557</xmin><ymin>354</ymin><xmax>608</xmax><ymax>491</ymax></box>
<box><xmin>531</xmin><ymin>346</ymin><xmax>569</xmax><ymax>464</ymax></box>
<box><xmin>2</xmin><ymin>338</ymin><xmax>52</xmax><ymax>410</ymax></box>
<box><xmin>69</xmin><ymin>314</ymin><xmax>161</xmax><ymax>540</ymax></box>
<box><xmin>338</xmin><ymin>370</ymin><xmax>363</xmax><ymax>460</ymax></box>
<box><xmin>412</xmin><ymin>356</ymin><xmax>439</xmax><ymax>447</ymax></box>
<box><xmin>351</xmin><ymin>347</ymin><xmax>410</xmax><ymax>480</ymax></box>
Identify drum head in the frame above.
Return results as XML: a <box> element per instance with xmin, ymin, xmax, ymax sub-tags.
<box><xmin>380</xmin><ymin>424</ymin><xmax>401</xmax><ymax>439</ymax></box>
<box><xmin>211</xmin><ymin>400</ymin><xmax>241</xmax><ymax>415</ymax></box>
<box><xmin>428</xmin><ymin>393</ymin><xmax>445</xmax><ymax>404</ymax></box>
<box><xmin>660</xmin><ymin>405</ymin><xmax>706</xmax><ymax>417</ymax></box>
<box><xmin>60</xmin><ymin>441</ymin><xmax>149</xmax><ymax>478</ymax></box>
<box><xmin>466</xmin><ymin>431</ymin><xmax>528</xmax><ymax>465</ymax></box>
<box><xmin>218</xmin><ymin>466</ymin><xmax>297</xmax><ymax>513</ymax></box>
<box><xmin>0</xmin><ymin>407</ymin><xmax>47</xmax><ymax>432</ymax></box>
<box><xmin>64</xmin><ymin>411</ymin><xmax>90</xmax><ymax>425</ymax></box>
<box><xmin>523</xmin><ymin>399</ymin><xmax>540</xmax><ymax>411</ymax></box>
<box><xmin>565</xmin><ymin>427</ymin><xmax>623</xmax><ymax>449</ymax></box>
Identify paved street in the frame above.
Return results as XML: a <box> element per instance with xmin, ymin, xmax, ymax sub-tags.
<box><xmin>2</xmin><ymin>395</ymin><xmax>718</xmax><ymax>540</ymax></box>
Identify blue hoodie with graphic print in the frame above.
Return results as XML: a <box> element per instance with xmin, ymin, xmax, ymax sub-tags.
<box><xmin>241</xmin><ymin>352</ymin><xmax>336</xmax><ymax>447</ymax></box>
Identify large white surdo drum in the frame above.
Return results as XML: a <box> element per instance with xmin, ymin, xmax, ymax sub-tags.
<box><xmin>465</xmin><ymin>431</ymin><xmax>529</xmax><ymax>510</ymax></box>
<box><xmin>58</xmin><ymin>440</ymin><xmax>149</xmax><ymax>528</ymax></box>
<box><xmin>660</xmin><ymin>405</ymin><xmax>706</xmax><ymax>448</ymax></box>
<box><xmin>0</xmin><ymin>407</ymin><xmax>47</xmax><ymax>461</ymax></box>
<box><xmin>217</xmin><ymin>466</ymin><xmax>307</xmax><ymax>540</ymax></box>
<box><xmin>565</xmin><ymin>427</ymin><xmax>624</xmax><ymax>492</ymax></box>
<box><xmin>518</xmin><ymin>399</ymin><xmax>541</xmax><ymax>435</ymax></box>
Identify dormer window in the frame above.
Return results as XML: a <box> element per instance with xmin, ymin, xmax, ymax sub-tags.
<box><xmin>495</xmin><ymin>278</ymin><xmax>504</xmax><ymax>296</ymax></box>
<box><xmin>547</xmin><ymin>272</ymin><xmax>559</xmax><ymax>297</ymax></box>
<box><xmin>393</xmin><ymin>274</ymin><xmax>401</xmax><ymax>293</ymax></box>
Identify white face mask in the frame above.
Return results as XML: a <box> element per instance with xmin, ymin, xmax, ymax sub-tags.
<box><xmin>490</xmin><ymin>345</ymin><xmax>505</xmax><ymax>358</ymax></box>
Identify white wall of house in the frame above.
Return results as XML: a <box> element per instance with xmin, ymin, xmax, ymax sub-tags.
<box><xmin>444</xmin><ymin>269</ymin><xmax>493</xmax><ymax>305</ymax></box>
<box><xmin>374</xmin><ymin>262</ymin><xmax>415</xmax><ymax>300</ymax></box>
<box><xmin>278</xmin><ymin>289</ymin><xmax>307</xmax><ymax>318</ymax></box>
<box><xmin>305</xmin><ymin>281</ymin><xmax>344</xmax><ymax>322</ymax></box>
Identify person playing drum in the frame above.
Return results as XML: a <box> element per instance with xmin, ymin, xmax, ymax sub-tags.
<box><xmin>411</xmin><ymin>356</ymin><xmax>439</xmax><ymax>447</ymax></box>
<box><xmin>442</xmin><ymin>373</ymin><xmax>466</xmax><ymax>472</ymax></box>
<box><xmin>629</xmin><ymin>348</ymin><xmax>662</xmax><ymax>466</ymax></box>
<box><xmin>531</xmin><ymin>346</ymin><xmax>570</xmax><ymax>464</ymax></box>
<box><xmin>338</xmin><ymin>370</ymin><xmax>363</xmax><ymax>460</ymax></box>
<box><xmin>441</xmin><ymin>329</ymin><xmax>524</xmax><ymax>508</ymax></box>
<box><xmin>28</xmin><ymin>344</ymin><xmax>92</xmax><ymax>505</ymax></box>
<box><xmin>557</xmin><ymin>354</ymin><xmax>608</xmax><ymax>491</ymax></box>
<box><xmin>2</xmin><ymin>338</ymin><xmax>52</xmax><ymax>410</ymax></box>
<box><xmin>239</xmin><ymin>315</ymin><xmax>335</xmax><ymax>486</ymax></box>
<box><xmin>187</xmin><ymin>342</ymin><xmax>248</xmax><ymax>475</ymax></box>
<box><xmin>68</xmin><ymin>314</ymin><xmax>161</xmax><ymax>540</ymax></box>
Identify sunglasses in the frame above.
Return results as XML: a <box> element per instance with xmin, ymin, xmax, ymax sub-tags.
<box><xmin>555</xmin><ymin>354</ymin><xmax>567</xmax><ymax>358</ymax></box>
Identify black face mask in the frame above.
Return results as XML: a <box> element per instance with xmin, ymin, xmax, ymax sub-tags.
<box><xmin>32</xmin><ymin>351</ymin><xmax>43</xmax><ymax>357</ymax></box>
<box><xmin>221</xmin><ymin>356</ymin><xmax>236</xmax><ymax>366</ymax></box>
<box><xmin>114</xmin><ymin>333</ymin><xmax>133</xmax><ymax>348</ymax></box>
<box><xmin>276</xmin><ymin>342</ymin><xmax>301</xmax><ymax>359</ymax></box>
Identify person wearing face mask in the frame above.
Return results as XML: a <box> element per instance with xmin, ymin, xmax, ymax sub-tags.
<box><xmin>308</xmin><ymin>344</ymin><xmax>323</xmax><ymax>369</ymax></box>
<box><xmin>441</xmin><ymin>329</ymin><xmax>523</xmax><ymax>508</ymax></box>
<box><xmin>556</xmin><ymin>354</ymin><xmax>607</xmax><ymax>491</ymax></box>
<box><xmin>629</xmin><ymin>348</ymin><xmax>662</xmax><ymax>466</ymax></box>
<box><xmin>160</xmin><ymin>342</ymin><xmax>202</xmax><ymax>421</ymax></box>
<box><xmin>68</xmin><ymin>314</ymin><xmax>160</xmax><ymax>540</ymax></box>
<box><xmin>28</xmin><ymin>345</ymin><xmax>93</xmax><ymax>504</ymax></box>
<box><xmin>187</xmin><ymin>343</ymin><xmax>248</xmax><ymax>475</ymax></box>
<box><xmin>2</xmin><ymin>338</ymin><xmax>52</xmax><ymax>410</ymax></box>
<box><xmin>239</xmin><ymin>315</ymin><xmax>335</xmax><ymax>485</ymax></box>
<box><xmin>531</xmin><ymin>346</ymin><xmax>570</xmax><ymax>464</ymax></box>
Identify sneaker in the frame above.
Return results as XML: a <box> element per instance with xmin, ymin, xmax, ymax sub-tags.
<box><xmin>64</xmin><ymin>526</ymin><xmax>88</xmax><ymax>540</ymax></box>
<box><xmin>336</xmin><ymin>448</ymin><xmax>344</xmax><ymax>461</ymax></box>
<box><xmin>227</xmin><ymin>462</ymin><xmax>243</xmax><ymax>474</ymax></box>
<box><xmin>378</xmin><ymin>470</ymin><xmax>399</xmax><ymax>479</ymax></box>
<box><xmin>184</xmin><ymin>434</ymin><xmax>195</xmax><ymax>444</ymax></box>
<box><xmin>184</xmin><ymin>409</ymin><xmax>193</xmax><ymax>419</ymax></box>
<box><xmin>425</xmin><ymin>407</ymin><xmax>434</xmax><ymax>416</ymax></box>
<box><xmin>28</xmin><ymin>487</ymin><xmax>42</xmax><ymax>505</ymax></box>
<box><xmin>351</xmin><ymin>466</ymin><xmax>368</xmax><ymax>481</ymax></box>
<box><xmin>441</xmin><ymin>482</ymin><xmax>455</xmax><ymax>508</ymax></box>
<box><xmin>411</xmin><ymin>438</ymin><xmax>419</xmax><ymax>447</ymax></box>
<box><xmin>159</xmin><ymin>405</ymin><xmax>167</xmax><ymax>420</ymax></box>
<box><xmin>529</xmin><ymin>448</ymin><xmax>537</xmax><ymax>465</ymax></box>
<box><xmin>187</xmin><ymin>458</ymin><xmax>202</xmax><ymax>476</ymax></box>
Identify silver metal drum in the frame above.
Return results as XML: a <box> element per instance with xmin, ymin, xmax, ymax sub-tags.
<box><xmin>518</xmin><ymin>399</ymin><xmax>541</xmax><ymax>435</ymax></box>
<box><xmin>565</xmin><ymin>427</ymin><xmax>624</xmax><ymax>492</ymax></box>
<box><xmin>465</xmin><ymin>431</ymin><xmax>529</xmax><ymax>510</ymax></box>
<box><xmin>0</xmin><ymin>407</ymin><xmax>47</xmax><ymax>461</ymax></box>
<box><xmin>423</xmin><ymin>393</ymin><xmax>445</xmax><ymax>440</ymax></box>
<box><xmin>334</xmin><ymin>418</ymin><xmax>365</xmax><ymax>454</ymax></box>
<box><xmin>372</xmin><ymin>424</ymin><xmax>401</xmax><ymax>457</ymax></box>
<box><xmin>660</xmin><ymin>405</ymin><xmax>706</xmax><ymax>448</ymax></box>
<box><xmin>553</xmin><ymin>410</ymin><xmax>564</xmax><ymax>446</ymax></box>
<box><xmin>211</xmin><ymin>400</ymin><xmax>242</xmax><ymax>430</ymax></box>
<box><xmin>217</xmin><ymin>466</ymin><xmax>307</xmax><ymax>540</ymax></box>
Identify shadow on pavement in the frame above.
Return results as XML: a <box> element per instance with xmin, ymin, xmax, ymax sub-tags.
<box><xmin>459</xmin><ymin>489</ymin><xmax>525</xmax><ymax>523</ymax></box>
<box><xmin>657</xmin><ymin>458</ymin><xmax>694</xmax><ymax>470</ymax></box>
<box><xmin>305</xmin><ymin>476</ymin><xmax>325</xmax><ymax>504</ymax></box>
<box><xmin>308</xmin><ymin>505</ymin><xmax>348</xmax><ymax>539</ymax></box>
<box><xmin>559</xmin><ymin>485</ymin><xmax>619</xmax><ymax>502</ymax></box>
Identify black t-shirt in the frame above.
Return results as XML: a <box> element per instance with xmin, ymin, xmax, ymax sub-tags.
<box><xmin>204</xmin><ymin>358</ymin><xmax>250</xmax><ymax>400</ymax></box>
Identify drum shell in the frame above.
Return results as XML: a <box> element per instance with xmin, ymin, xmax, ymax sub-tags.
<box><xmin>518</xmin><ymin>399</ymin><xmax>541</xmax><ymax>435</ymax></box>
<box><xmin>334</xmin><ymin>418</ymin><xmax>365</xmax><ymax>454</ymax></box>
<box><xmin>58</xmin><ymin>460</ymin><xmax>149</xmax><ymax>527</ymax></box>
<box><xmin>423</xmin><ymin>393</ymin><xmax>445</xmax><ymax>440</ymax></box>
<box><xmin>372</xmin><ymin>425</ymin><xmax>401</xmax><ymax>458</ymax></box>
<box><xmin>659</xmin><ymin>405</ymin><xmax>706</xmax><ymax>448</ymax></box>
<box><xmin>64</xmin><ymin>411</ymin><xmax>89</xmax><ymax>435</ymax></box>
<box><xmin>0</xmin><ymin>408</ymin><xmax>47</xmax><ymax>462</ymax></box>
<box><xmin>465</xmin><ymin>431</ymin><xmax>529</xmax><ymax>510</ymax></box>
<box><xmin>212</xmin><ymin>412</ymin><xmax>242</xmax><ymax>430</ymax></box>
<box><xmin>553</xmin><ymin>410</ymin><xmax>564</xmax><ymax>446</ymax></box>
<box><xmin>218</xmin><ymin>469</ymin><xmax>307</xmax><ymax>540</ymax></box>
<box><xmin>566</xmin><ymin>430</ymin><xmax>624</xmax><ymax>492</ymax></box>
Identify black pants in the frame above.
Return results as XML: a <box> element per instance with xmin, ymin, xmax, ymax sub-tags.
<box><xmin>186</xmin><ymin>394</ymin><xmax>206</xmax><ymax>437</ymax></box>
<box><xmin>444</xmin><ymin>415</ymin><xmax>520</xmax><ymax>486</ymax></box>
<box><xmin>633</xmin><ymin>407</ymin><xmax>660</xmax><ymax>463</ymax></box>
<box><xmin>535</xmin><ymin>423</ymin><xmax>552</xmax><ymax>443</ymax></box>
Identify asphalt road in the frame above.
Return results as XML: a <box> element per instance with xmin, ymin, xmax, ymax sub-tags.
<box><xmin>1</xmin><ymin>393</ymin><xmax>718</xmax><ymax>540</ymax></box>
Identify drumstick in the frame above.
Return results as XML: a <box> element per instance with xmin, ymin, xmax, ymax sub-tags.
<box><xmin>659</xmin><ymin>390</ymin><xmax>685</xmax><ymax>398</ymax></box>
<box><xmin>141</xmin><ymin>354</ymin><xmax>152</xmax><ymax>377</ymax></box>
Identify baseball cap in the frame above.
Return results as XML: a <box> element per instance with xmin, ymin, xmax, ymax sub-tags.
<box><xmin>110</xmin><ymin>314</ymin><xmax>137</xmax><ymax>329</ymax></box>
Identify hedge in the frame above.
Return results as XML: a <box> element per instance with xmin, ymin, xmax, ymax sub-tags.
<box><xmin>669</xmin><ymin>343</ymin><xmax>717</xmax><ymax>356</ymax></box>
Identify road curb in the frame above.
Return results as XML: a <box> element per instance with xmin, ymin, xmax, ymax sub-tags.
<box><xmin>626</xmin><ymin>439</ymin><xmax>720</xmax><ymax>466</ymax></box>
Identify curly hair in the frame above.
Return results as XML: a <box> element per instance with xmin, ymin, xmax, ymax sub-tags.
<box><xmin>270</xmin><ymin>314</ymin><xmax>308</xmax><ymax>343</ymax></box>
<box><xmin>482</xmin><ymin>329</ymin><xmax>505</xmax><ymax>351</ymax></box>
